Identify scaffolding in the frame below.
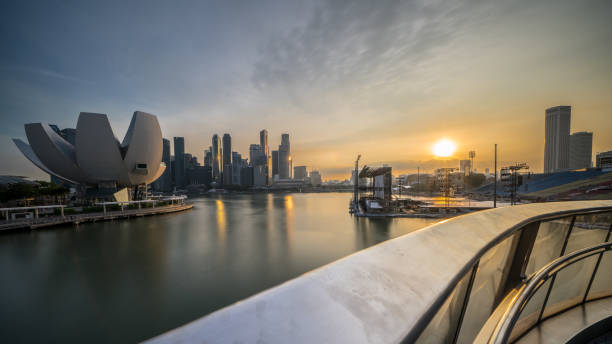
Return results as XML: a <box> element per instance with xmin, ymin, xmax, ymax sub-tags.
<box><xmin>500</xmin><ymin>163</ymin><xmax>529</xmax><ymax>205</ymax></box>
<box><xmin>436</xmin><ymin>168</ymin><xmax>457</xmax><ymax>208</ymax></box>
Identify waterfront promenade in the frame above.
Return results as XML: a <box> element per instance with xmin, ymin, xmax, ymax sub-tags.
<box><xmin>0</xmin><ymin>203</ymin><xmax>193</xmax><ymax>231</ymax></box>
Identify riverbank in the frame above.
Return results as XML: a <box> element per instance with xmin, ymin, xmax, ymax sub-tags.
<box><xmin>0</xmin><ymin>203</ymin><xmax>193</xmax><ymax>232</ymax></box>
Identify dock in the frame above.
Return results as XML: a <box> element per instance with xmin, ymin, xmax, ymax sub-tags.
<box><xmin>0</xmin><ymin>203</ymin><xmax>193</xmax><ymax>231</ymax></box>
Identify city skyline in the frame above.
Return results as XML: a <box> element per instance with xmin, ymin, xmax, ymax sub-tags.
<box><xmin>2</xmin><ymin>0</ymin><xmax>612</xmax><ymax>180</ymax></box>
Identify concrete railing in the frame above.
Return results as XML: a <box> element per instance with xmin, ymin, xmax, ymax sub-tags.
<box><xmin>147</xmin><ymin>200</ymin><xmax>612</xmax><ymax>344</ymax></box>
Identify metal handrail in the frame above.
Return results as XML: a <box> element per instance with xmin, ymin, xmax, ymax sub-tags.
<box><xmin>489</xmin><ymin>241</ymin><xmax>612</xmax><ymax>344</ymax></box>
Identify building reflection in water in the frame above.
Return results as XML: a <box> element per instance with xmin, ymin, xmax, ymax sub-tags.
<box><xmin>354</xmin><ymin>217</ymin><xmax>392</xmax><ymax>249</ymax></box>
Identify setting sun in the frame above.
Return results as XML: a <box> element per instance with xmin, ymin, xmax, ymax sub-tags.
<box><xmin>432</xmin><ymin>139</ymin><xmax>457</xmax><ymax>157</ymax></box>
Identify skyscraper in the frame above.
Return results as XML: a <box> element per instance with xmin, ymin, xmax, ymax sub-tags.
<box><xmin>158</xmin><ymin>138</ymin><xmax>172</xmax><ymax>191</ymax></box>
<box><xmin>222</xmin><ymin>133</ymin><xmax>232</xmax><ymax>185</ymax></box>
<box><xmin>260</xmin><ymin>129</ymin><xmax>269</xmax><ymax>158</ymax></box>
<box><xmin>204</xmin><ymin>147</ymin><xmax>212</xmax><ymax>167</ymax></box>
<box><xmin>569</xmin><ymin>131</ymin><xmax>593</xmax><ymax>169</ymax></box>
<box><xmin>231</xmin><ymin>152</ymin><xmax>242</xmax><ymax>185</ymax></box>
<box><xmin>212</xmin><ymin>134</ymin><xmax>222</xmax><ymax>183</ymax></box>
<box><xmin>173</xmin><ymin>137</ymin><xmax>186</xmax><ymax>187</ymax></box>
<box><xmin>249</xmin><ymin>144</ymin><xmax>265</xmax><ymax>166</ymax></box>
<box><xmin>272</xmin><ymin>150</ymin><xmax>279</xmax><ymax>178</ymax></box>
<box><xmin>278</xmin><ymin>133</ymin><xmax>291</xmax><ymax>179</ymax></box>
<box><xmin>544</xmin><ymin>106</ymin><xmax>571</xmax><ymax>173</ymax></box>
<box><xmin>260</xmin><ymin>129</ymin><xmax>272</xmax><ymax>185</ymax></box>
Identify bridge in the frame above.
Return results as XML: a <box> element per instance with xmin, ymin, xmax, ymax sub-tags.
<box><xmin>147</xmin><ymin>200</ymin><xmax>612</xmax><ymax>343</ymax></box>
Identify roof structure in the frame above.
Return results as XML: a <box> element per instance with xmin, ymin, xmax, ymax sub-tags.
<box><xmin>358</xmin><ymin>166</ymin><xmax>392</xmax><ymax>178</ymax></box>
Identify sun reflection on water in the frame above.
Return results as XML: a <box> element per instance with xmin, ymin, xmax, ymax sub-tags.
<box><xmin>216</xmin><ymin>199</ymin><xmax>226</xmax><ymax>242</ymax></box>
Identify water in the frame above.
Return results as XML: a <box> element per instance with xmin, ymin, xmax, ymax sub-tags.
<box><xmin>0</xmin><ymin>193</ymin><xmax>439</xmax><ymax>343</ymax></box>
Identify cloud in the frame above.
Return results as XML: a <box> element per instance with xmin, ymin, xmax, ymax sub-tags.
<box><xmin>250</xmin><ymin>0</ymin><xmax>504</xmax><ymax>114</ymax></box>
<box><xmin>22</xmin><ymin>67</ymin><xmax>93</xmax><ymax>84</ymax></box>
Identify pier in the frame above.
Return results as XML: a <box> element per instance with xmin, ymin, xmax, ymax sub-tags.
<box><xmin>0</xmin><ymin>200</ymin><xmax>193</xmax><ymax>231</ymax></box>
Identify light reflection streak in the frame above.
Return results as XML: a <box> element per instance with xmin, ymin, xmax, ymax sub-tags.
<box><xmin>216</xmin><ymin>199</ymin><xmax>226</xmax><ymax>242</ymax></box>
<box><xmin>284</xmin><ymin>195</ymin><xmax>294</xmax><ymax>241</ymax></box>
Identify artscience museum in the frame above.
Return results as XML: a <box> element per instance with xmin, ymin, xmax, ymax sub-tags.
<box><xmin>13</xmin><ymin>111</ymin><xmax>166</xmax><ymax>200</ymax></box>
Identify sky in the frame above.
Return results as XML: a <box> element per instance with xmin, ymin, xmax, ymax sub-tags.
<box><xmin>1</xmin><ymin>0</ymin><xmax>611</xmax><ymax>180</ymax></box>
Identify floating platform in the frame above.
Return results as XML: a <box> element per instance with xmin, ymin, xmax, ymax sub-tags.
<box><xmin>349</xmin><ymin>199</ymin><xmax>488</xmax><ymax>218</ymax></box>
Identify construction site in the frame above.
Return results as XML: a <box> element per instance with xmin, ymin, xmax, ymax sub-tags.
<box><xmin>349</xmin><ymin>150</ymin><xmax>612</xmax><ymax>218</ymax></box>
<box><xmin>349</xmin><ymin>155</ymin><xmax>492</xmax><ymax>218</ymax></box>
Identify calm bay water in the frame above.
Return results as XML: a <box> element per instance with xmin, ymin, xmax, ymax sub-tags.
<box><xmin>0</xmin><ymin>193</ymin><xmax>438</xmax><ymax>343</ymax></box>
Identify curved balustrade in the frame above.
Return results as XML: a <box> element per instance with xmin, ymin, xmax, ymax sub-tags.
<box><xmin>147</xmin><ymin>201</ymin><xmax>612</xmax><ymax>344</ymax></box>
<box><xmin>489</xmin><ymin>242</ymin><xmax>612</xmax><ymax>344</ymax></box>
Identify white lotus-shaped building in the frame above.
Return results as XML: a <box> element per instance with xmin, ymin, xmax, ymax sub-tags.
<box><xmin>13</xmin><ymin>111</ymin><xmax>165</xmax><ymax>188</ymax></box>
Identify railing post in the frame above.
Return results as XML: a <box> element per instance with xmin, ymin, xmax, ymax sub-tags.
<box><xmin>452</xmin><ymin>262</ymin><xmax>479</xmax><ymax>344</ymax></box>
<box><xmin>582</xmin><ymin>223</ymin><xmax>612</xmax><ymax>303</ymax></box>
<box><xmin>537</xmin><ymin>216</ymin><xmax>576</xmax><ymax>322</ymax></box>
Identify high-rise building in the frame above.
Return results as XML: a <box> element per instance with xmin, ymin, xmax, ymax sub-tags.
<box><xmin>272</xmin><ymin>150</ymin><xmax>279</xmax><ymax>178</ymax></box>
<box><xmin>184</xmin><ymin>153</ymin><xmax>194</xmax><ymax>170</ymax></box>
<box><xmin>241</xmin><ymin>165</ymin><xmax>254</xmax><ymax>186</ymax></box>
<box><xmin>253</xmin><ymin>165</ymin><xmax>267</xmax><ymax>186</ymax></box>
<box><xmin>544</xmin><ymin>106</ymin><xmax>571</xmax><ymax>173</ymax></box>
<box><xmin>249</xmin><ymin>144</ymin><xmax>265</xmax><ymax>166</ymax></box>
<box><xmin>153</xmin><ymin>138</ymin><xmax>172</xmax><ymax>191</ymax></box>
<box><xmin>294</xmin><ymin>166</ymin><xmax>307</xmax><ymax>180</ymax></box>
<box><xmin>309</xmin><ymin>170</ymin><xmax>322</xmax><ymax>186</ymax></box>
<box><xmin>212</xmin><ymin>134</ymin><xmax>222</xmax><ymax>183</ymax></box>
<box><xmin>223</xmin><ymin>164</ymin><xmax>232</xmax><ymax>185</ymax></box>
<box><xmin>260</xmin><ymin>129</ymin><xmax>272</xmax><ymax>185</ymax></box>
<box><xmin>173</xmin><ymin>137</ymin><xmax>186</xmax><ymax>187</ymax></box>
<box><xmin>231</xmin><ymin>152</ymin><xmax>242</xmax><ymax>185</ymax></box>
<box><xmin>170</xmin><ymin>156</ymin><xmax>175</xmax><ymax>186</ymax></box>
<box><xmin>260</xmin><ymin>130</ymin><xmax>269</xmax><ymax>156</ymax></box>
<box><xmin>222</xmin><ymin>134</ymin><xmax>232</xmax><ymax>185</ymax></box>
<box><xmin>278</xmin><ymin>133</ymin><xmax>291</xmax><ymax>179</ymax></box>
<box><xmin>569</xmin><ymin>131</ymin><xmax>593</xmax><ymax>169</ymax></box>
<box><xmin>596</xmin><ymin>151</ymin><xmax>612</xmax><ymax>169</ymax></box>
<box><xmin>459</xmin><ymin>160</ymin><xmax>471</xmax><ymax>175</ymax></box>
<box><xmin>186</xmin><ymin>165</ymin><xmax>211</xmax><ymax>185</ymax></box>
<box><xmin>204</xmin><ymin>147</ymin><xmax>212</xmax><ymax>167</ymax></box>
